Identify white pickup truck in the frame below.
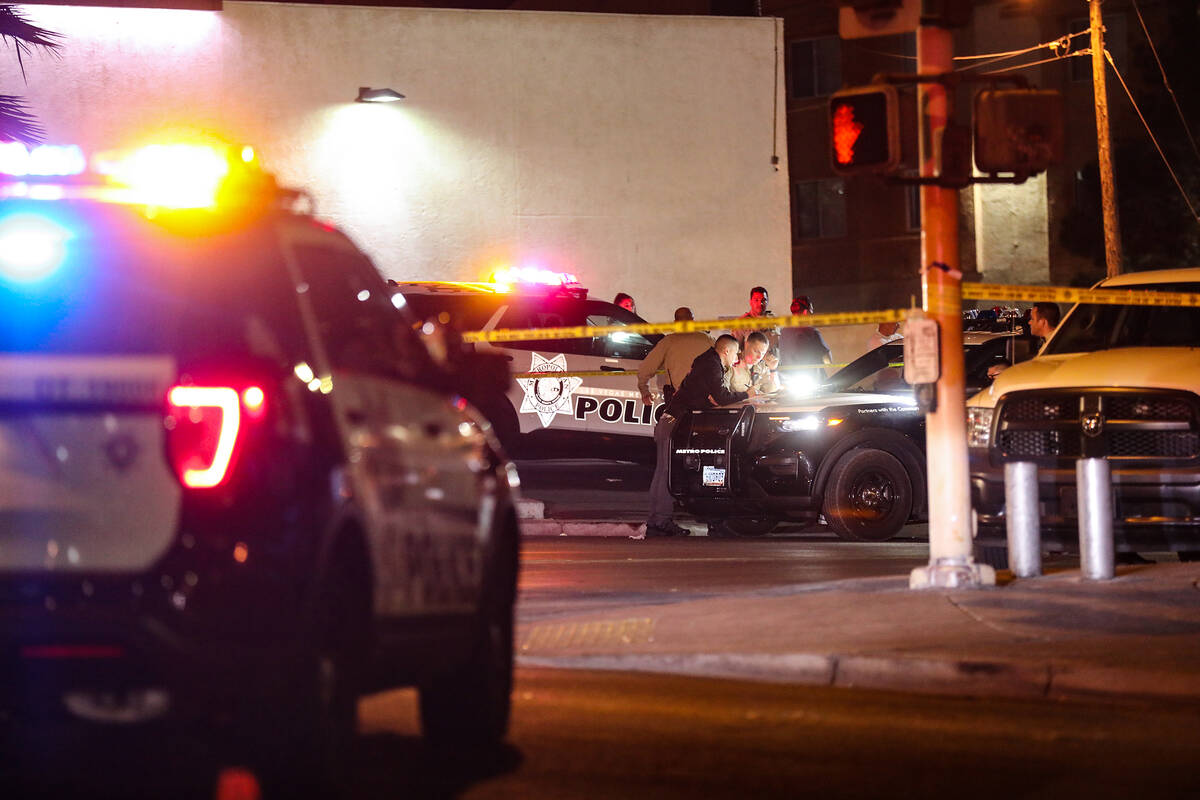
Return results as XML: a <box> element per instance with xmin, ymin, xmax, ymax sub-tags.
<box><xmin>968</xmin><ymin>267</ymin><xmax>1200</xmax><ymax>566</ymax></box>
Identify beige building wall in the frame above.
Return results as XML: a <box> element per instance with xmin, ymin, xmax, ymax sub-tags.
<box><xmin>16</xmin><ymin>3</ymin><xmax>791</xmax><ymax>323</ymax></box>
<box><xmin>964</xmin><ymin>3</ymin><xmax>1052</xmax><ymax>286</ymax></box>
<box><xmin>971</xmin><ymin>176</ymin><xmax>1051</xmax><ymax>285</ymax></box>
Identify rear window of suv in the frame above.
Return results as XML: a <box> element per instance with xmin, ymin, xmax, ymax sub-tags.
<box><xmin>399</xmin><ymin>291</ymin><xmax>660</xmax><ymax>359</ymax></box>
<box><xmin>1043</xmin><ymin>281</ymin><xmax>1200</xmax><ymax>354</ymax></box>
<box><xmin>0</xmin><ymin>203</ymin><xmax>304</xmax><ymax>366</ymax></box>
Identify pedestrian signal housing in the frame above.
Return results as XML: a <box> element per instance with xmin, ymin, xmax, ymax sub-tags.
<box><xmin>829</xmin><ymin>85</ymin><xmax>900</xmax><ymax>175</ymax></box>
<box><xmin>973</xmin><ymin>89</ymin><xmax>1065</xmax><ymax>176</ymax></box>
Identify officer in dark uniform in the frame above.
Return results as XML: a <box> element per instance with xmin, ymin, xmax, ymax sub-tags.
<box><xmin>644</xmin><ymin>334</ymin><xmax>758</xmax><ymax>538</ymax></box>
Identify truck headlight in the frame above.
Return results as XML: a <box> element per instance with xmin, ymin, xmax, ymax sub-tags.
<box><xmin>966</xmin><ymin>406</ymin><xmax>993</xmax><ymax>448</ymax></box>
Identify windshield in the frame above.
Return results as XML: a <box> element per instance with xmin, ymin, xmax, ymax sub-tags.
<box><xmin>826</xmin><ymin>344</ymin><xmax>908</xmax><ymax>394</ymax></box>
<box><xmin>817</xmin><ymin>336</ymin><xmax>1021</xmax><ymax>397</ymax></box>
<box><xmin>1043</xmin><ymin>282</ymin><xmax>1200</xmax><ymax>355</ymax></box>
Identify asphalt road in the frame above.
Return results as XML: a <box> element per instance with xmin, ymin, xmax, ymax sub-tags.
<box><xmin>518</xmin><ymin>536</ymin><xmax>932</xmax><ymax>621</ymax></box>
<box><xmin>11</xmin><ymin>537</ymin><xmax>1195</xmax><ymax>799</ymax></box>
<box><xmin>352</xmin><ymin>668</ymin><xmax>1200</xmax><ymax>799</ymax></box>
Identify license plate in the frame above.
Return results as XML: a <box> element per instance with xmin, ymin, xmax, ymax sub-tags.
<box><xmin>702</xmin><ymin>466</ymin><xmax>726</xmax><ymax>487</ymax></box>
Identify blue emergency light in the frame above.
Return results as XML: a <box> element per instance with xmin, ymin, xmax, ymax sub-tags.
<box><xmin>0</xmin><ymin>212</ymin><xmax>72</xmax><ymax>283</ymax></box>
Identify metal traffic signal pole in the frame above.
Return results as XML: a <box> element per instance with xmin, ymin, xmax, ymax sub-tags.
<box><xmin>909</xmin><ymin>23</ymin><xmax>994</xmax><ymax>590</ymax></box>
<box><xmin>1090</xmin><ymin>0</ymin><xmax>1123</xmax><ymax>278</ymax></box>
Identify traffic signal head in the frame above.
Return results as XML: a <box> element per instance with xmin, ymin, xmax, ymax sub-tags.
<box><xmin>973</xmin><ymin>89</ymin><xmax>1065</xmax><ymax>176</ymax></box>
<box><xmin>829</xmin><ymin>85</ymin><xmax>900</xmax><ymax>175</ymax></box>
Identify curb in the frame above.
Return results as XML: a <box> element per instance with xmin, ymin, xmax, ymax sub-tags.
<box><xmin>518</xmin><ymin>519</ymin><xmax>711</xmax><ymax>537</ymax></box>
<box><xmin>519</xmin><ymin>520</ymin><xmax>645</xmax><ymax>537</ymax></box>
<box><xmin>516</xmin><ymin>651</ymin><xmax>1200</xmax><ymax>703</ymax></box>
<box><xmin>516</xmin><ymin>499</ymin><xmax>546</xmax><ymax>520</ymax></box>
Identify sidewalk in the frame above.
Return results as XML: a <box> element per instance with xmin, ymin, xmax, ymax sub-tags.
<box><xmin>516</xmin><ymin>559</ymin><xmax>1200</xmax><ymax>703</ymax></box>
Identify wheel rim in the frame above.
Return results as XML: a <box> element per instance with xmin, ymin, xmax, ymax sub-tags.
<box><xmin>847</xmin><ymin>468</ymin><xmax>897</xmax><ymax>521</ymax></box>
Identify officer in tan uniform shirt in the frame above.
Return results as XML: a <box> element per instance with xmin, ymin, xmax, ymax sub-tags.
<box><xmin>637</xmin><ymin>307</ymin><xmax>714</xmax><ymax>406</ymax></box>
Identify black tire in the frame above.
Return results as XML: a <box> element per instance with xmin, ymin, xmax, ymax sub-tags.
<box><xmin>263</xmin><ymin>549</ymin><xmax>368</xmax><ymax>796</ymax></box>
<box><xmin>419</xmin><ymin>529</ymin><xmax>516</xmax><ymax>748</ymax></box>
<box><xmin>721</xmin><ymin>517</ymin><xmax>780</xmax><ymax>537</ymax></box>
<box><xmin>1179</xmin><ymin>551</ymin><xmax>1200</xmax><ymax>563</ymax></box>
<box><xmin>822</xmin><ymin>448</ymin><xmax>913</xmax><ymax>542</ymax></box>
<box><xmin>975</xmin><ymin>544</ymin><xmax>1009</xmax><ymax>571</ymax></box>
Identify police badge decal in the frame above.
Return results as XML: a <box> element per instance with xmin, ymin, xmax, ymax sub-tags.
<box><xmin>517</xmin><ymin>353</ymin><xmax>583</xmax><ymax>427</ymax></box>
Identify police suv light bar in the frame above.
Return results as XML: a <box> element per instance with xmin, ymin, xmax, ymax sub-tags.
<box><xmin>0</xmin><ymin>141</ymin><xmax>276</xmax><ymax>210</ymax></box>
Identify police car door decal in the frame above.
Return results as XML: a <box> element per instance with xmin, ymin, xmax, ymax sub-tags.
<box><xmin>514</xmin><ymin>352</ymin><xmax>664</xmax><ymax>434</ymax></box>
<box><xmin>516</xmin><ymin>353</ymin><xmax>582</xmax><ymax>428</ymax></box>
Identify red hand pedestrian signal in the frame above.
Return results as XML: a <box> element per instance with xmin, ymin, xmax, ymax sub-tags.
<box><xmin>832</xmin><ymin>103</ymin><xmax>864</xmax><ymax>167</ymax></box>
<box><xmin>828</xmin><ymin>85</ymin><xmax>899</xmax><ymax>174</ymax></box>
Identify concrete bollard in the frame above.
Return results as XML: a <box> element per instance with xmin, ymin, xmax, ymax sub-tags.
<box><xmin>1076</xmin><ymin>457</ymin><xmax>1115</xmax><ymax>580</ymax></box>
<box><xmin>1004</xmin><ymin>461</ymin><xmax>1042</xmax><ymax>577</ymax></box>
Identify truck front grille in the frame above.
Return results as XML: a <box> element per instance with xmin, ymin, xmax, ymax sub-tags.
<box><xmin>994</xmin><ymin>389</ymin><xmax>1200</xmax><ymax>465</ymax></box>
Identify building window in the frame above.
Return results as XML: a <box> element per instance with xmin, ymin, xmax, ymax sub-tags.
<box><xmin>906</xmin><ymin>184</ymin><xmax>921</xmax><ymax>232</ymax></box>
<box><xmin>1068</xmin><ymin>14</ymin><xmax>1127</xmax><ymax>82</ymax></box>
<box><xmin>793</xmin><ymin>179</ymin><xmax>847</xmax><ymax>240</ymax></box>
<box><xmin>790</xmin><ymin>37</ymin><xmax>842</xmax><ymax>99</ymax></box>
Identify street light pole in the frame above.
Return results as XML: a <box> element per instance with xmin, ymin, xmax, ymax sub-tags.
<box><xmin>1090</xmin><ymin>0</ymin><xmax>1123</xmax><ymax>278</ymax></box>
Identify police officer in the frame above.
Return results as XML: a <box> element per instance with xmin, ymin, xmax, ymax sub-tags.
<box><xmin>637</xmin><ymin>307</ymin><xmax>713</xmax><ymax>406</ymax></box>
<box><xmin>644</xmin><ymin>335</ymin><xmax>757</xmax><ymax>538</ymax></box>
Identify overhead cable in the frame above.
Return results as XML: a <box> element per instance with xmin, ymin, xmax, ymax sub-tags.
<box><xmin>959</xmin><ymin>50</ymin><xmax>1091</xmax><ymax>76</ymax></box>
<box><xmin>1105</xmin><ymin>49</ymin><xmax>1200</xmax><ymax>226</ymax></box>
<box><xmin>953</xmin><ymin>31</ymin><xmax>1088</xmax><ymax>73</ymax></box>
<box><xmin>846</xmin><ymin>30</ymin><xmax>1088</xmax><ymax>68</ymax></box>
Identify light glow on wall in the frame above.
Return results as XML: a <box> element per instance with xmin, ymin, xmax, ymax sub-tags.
<box><xmin>309</xmin><ymin>103</ymin><xmax>433</xmax><ymax>208</ymax></box>
<box><xmin>21</xmin><ymin>5</ymin><xmax>220</xmax><ymax>48</ymax></box>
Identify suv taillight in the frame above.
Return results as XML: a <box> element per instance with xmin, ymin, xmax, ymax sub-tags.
<box><xmin>166</xmin><ymin>385</ymin><xmax>265</xmax><ymax>489</ymax></box>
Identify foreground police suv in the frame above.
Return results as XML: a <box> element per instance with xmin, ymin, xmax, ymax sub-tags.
<box><xmin>0</xmin><ymin>144</ymin><xmax>519</xmax><ymax>786</ymax></box>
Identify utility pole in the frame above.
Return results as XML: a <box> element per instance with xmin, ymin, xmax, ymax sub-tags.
<box><xmin>1090</xmin><ymin>0</ymin><xmax>1123</xmax><ymax>278</ymax></box>
<box><xmin>909</xmin><ymin>23</ymin><xmax>993</xmax><ymax>590</ymax></box>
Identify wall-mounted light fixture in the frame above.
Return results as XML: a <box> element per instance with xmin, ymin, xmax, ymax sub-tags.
<box><xmin>355</xmin><ymin>87</ymin><xmax>405</xmax><ymax>103</ymax></box>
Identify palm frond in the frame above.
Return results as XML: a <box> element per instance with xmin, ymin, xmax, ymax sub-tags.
<box><xmin>0</xmin><ymin>94</ymin><xmax>46</xmax><ymax>145</ymax></box>
<box><xmin>0</xmin><ymin>5</ymin><xmax>63</xmax><ymax>83</ymax></box>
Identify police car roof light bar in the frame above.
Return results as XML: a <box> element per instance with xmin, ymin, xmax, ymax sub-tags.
<box><xmin>0</xmin><ymin>141</ymin><xmax>292</xmax><ymax>212</ymax></box>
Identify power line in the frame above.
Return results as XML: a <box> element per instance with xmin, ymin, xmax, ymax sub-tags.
<box><xmin>1105</xmin><ymin>48</ymin><xmax>1200</xmax><ymax>226</ymax></box>
<box><xmin>845</xmin><ymin>30</ymin><xmax>1089</xmax><ymax>68</ymax></box>
<box><xmin>1130</xmin><ymin>0</ymin><xmax>1200</xmax><ymax>165</ymax></box>
<box><xmin>958</xmin><ymin>50</ymin><xmax>1091</xmax><ymax>76</ymax></box>
<box><xmin>953</xmin><ymin>31</ymin><xmax>1088</xmax><ymax>73</ymax></box>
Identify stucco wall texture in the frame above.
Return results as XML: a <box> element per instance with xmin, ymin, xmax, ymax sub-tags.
<box><xmin>15</xmin><ymin>3</ymin><xmax>791</xmax><ymax>324</ymax></box>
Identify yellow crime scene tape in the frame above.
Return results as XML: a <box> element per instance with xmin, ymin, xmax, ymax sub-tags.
<box><xmin>513</xmin><ymin>369</ymin><xmax>650</xmax><ymax>379</ymax></box>
<box><xmin>475</xmin><ymin>282</ymin><xmax>1200</xmax><ymax>381</ymax></box>
<box><xmin>460</xmin><ymin>308</ymin><xmax>908</xmax><ymax>345</ymax></box>
<box><xmin>965</xmin><ymin>282</ymin><xmax>1200</xmax><ymax>307</ymax></box>
<box><xmin>511</xmin><ymin>363</ymin><xmax>860</xmax><ymax>379</ymax></box>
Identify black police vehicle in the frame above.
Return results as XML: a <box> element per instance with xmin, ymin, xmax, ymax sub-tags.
<box><xmin>0</xmin><ymin>144</ymin><xmax>519</xmax><ymax>788</ymax></box>
<box><xmin>670</xmin><ymin>330</ymin><xmax>1035</xmax><ymax>540</ymax></box>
